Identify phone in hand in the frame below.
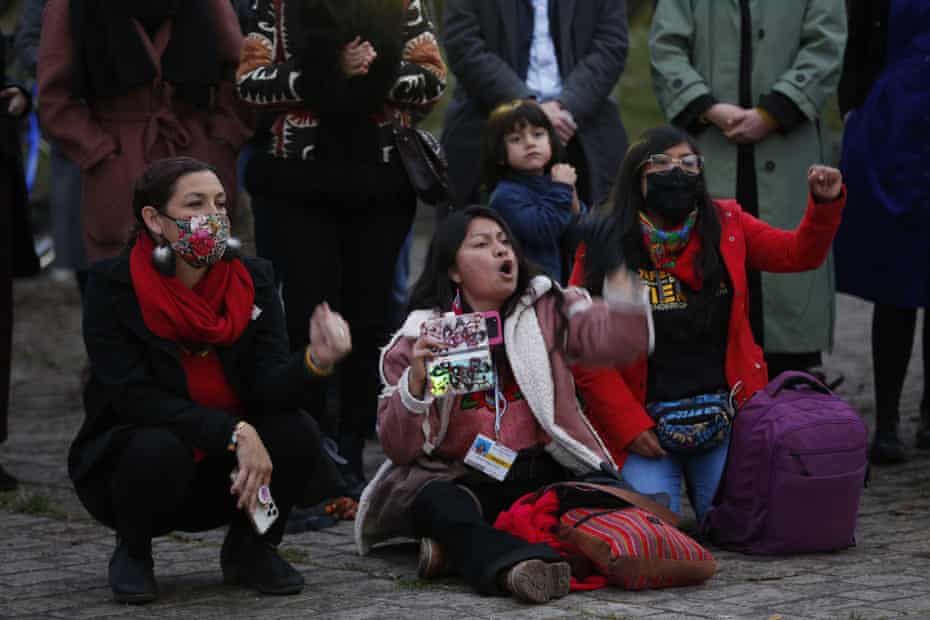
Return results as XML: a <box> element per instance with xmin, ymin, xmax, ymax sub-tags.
<box><xmin>419</xmin><ymin>311</ymin><xmax>501</xmax><ymax>397</ymax></box>
<box><xmin>230</xmin><ymin>468</ymin><xmax>279</xmax><ymax>535</ymax></box>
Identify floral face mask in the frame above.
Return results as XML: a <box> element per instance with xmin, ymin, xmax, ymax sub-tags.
<box><xmin>167</xmin><ymin>213</ymin><xmax>229</xmax><ymax>268</ymax></box>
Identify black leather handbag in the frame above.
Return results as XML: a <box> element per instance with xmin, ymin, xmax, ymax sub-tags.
<box><xmin>393</xmin><ymin>122</ymin><xmax>452</xmax><ymax>207</ymax></box>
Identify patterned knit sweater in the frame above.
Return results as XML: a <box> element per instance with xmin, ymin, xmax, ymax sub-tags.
<box><xmin>236</xmin><ymin>0</ymin><xmax>446</xmax><ymax>165</ymax></box>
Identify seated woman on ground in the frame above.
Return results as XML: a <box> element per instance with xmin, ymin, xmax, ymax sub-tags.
<box><xmin>74</xmin><ymin>157</ymin><xmax>352</xmax><ymax>604</ymax></box>
<box><xmin>570</xmin><ymin>126</ymin><xmax>845</xmax><ymax>521</ymax></box>
<box><xmin>354</xmin><ymin>206</ymin><xmax>652</xmax><ymax>604</ymax></box>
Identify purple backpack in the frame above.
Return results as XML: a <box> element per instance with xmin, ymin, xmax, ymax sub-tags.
<box><xmin>702</xmin><ymin>371</ymin><xmax>868</xmax><ymax>554</ymax></box>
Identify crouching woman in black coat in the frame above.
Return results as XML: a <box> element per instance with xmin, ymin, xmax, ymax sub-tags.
<box><xmin>73</xmin><ymin>157</ymin><xmax>352</xmax><ymax>604</ymax></box>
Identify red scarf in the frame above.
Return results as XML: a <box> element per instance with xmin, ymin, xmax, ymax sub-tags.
<box><xmin>494</xmin><ymin>490</ymin><xmax>608</xmax><ymax>591</ymax></box>
<box><xmin>657</xmin><ymin>232</ymin><xmax>703</xmax><ymax>292</ymax></box>
<box><xmin>130</xmin><ymin>233</ymin><xmax>256</xmax><ymax>459</ymax></box>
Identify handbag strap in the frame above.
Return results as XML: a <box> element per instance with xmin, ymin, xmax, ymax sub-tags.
<box><xmin>541</xmin><ymin>481</ymin><xmax>680</xmax><ymax>527</ymax></box>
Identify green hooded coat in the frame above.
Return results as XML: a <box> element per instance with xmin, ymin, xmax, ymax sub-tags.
<box><xmin>649</xmin><ymin>0</ymin><xmax>847</xmax><ymax>353</ymax></box>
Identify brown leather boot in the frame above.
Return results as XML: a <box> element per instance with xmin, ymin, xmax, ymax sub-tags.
<box><xmin>417</xmin><ymin>538</ymin><xmax>449</xmax><ymax>580</ymax></box>
<box><xmin>504</xmin><ymin>559</ymin><xmax>571</xmax><ymax>604</ymax></box>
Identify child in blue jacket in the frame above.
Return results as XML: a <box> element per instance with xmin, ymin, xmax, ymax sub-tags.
<box><xmin>483</xmin><ymin>100</ymin><xmax>585</xmax><ymax>283</ymax></box>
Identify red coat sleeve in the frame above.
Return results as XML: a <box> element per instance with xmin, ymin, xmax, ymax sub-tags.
<box><xmin>572</xmin><ymin>364</ymin><xmax>654</xmax><ymax>466</ymax></box>
<box><xmin>569</xmin><ymin>244</ymin><xmax>653</xmax><ymax>464</ymax></box>
<box><xmin>568</xmin><ymin>243</ymin><xmax>587</xmax><ymax>287</ymax></box>
<box><xmin>742</xmin><ymin>189</ymin><xmax>846</xmax><ymax>273</ymax></box>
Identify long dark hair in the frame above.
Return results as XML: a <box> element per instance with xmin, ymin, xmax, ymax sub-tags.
<box><xmin>407</xmin><ymin>206</ymin><xmax>568</xmax><ymax>368</ymax></box>
<box><xmin>585</xmin><ymin>126</ymin><xmax>724</xmax><ymax>327</ymax></box>
<box><xmin>296</xmin><ymin>0</ymin><xmax>406</xmax><ymax>118</ymax></box>
<box><xmin>407</xmin><ymin>206</ymin><xmax>544</xmax><ymax>318</ymax></box>
<box><xmin>480</xmin><ymin>99</ymin><xmax>567</xmax><ymax>194</ymax></box>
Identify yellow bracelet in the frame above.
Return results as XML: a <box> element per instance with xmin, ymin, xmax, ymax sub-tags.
<box><xmin>227</xmin><ymin>420</ymin><xmax>247</xmax><ymax>452</ymax></box>
<box><xmin>305</xmin><ymin>346</ymin><xmax>334</xmax><ymax>377</ymax></box>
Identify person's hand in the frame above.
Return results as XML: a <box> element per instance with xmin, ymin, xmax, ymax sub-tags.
<box><xmin>604</xmin><ymin>267</ymin><xmax>640</xmax><ymax>302</ymax></box>
<box><xmin>341</xmin><ymin>36</ymin><xmax>377</xmax><ymax>77</ymax></box>
<box><xmin>1</xmin><ymin>87</ymin><xmax>28</xmax><ymax>117</ymax></box>
<box><xmin>551</xmin><ymin>163</ymin><xmax>577</xmax><ymax>187</ymax></box>
<box><xmin>541</xmin><ymin>100</ymin><xmax>577</xmax><ymax>145</ymax></box>
<box><xmin>230</xmin><ymin>423</ymin><xmax>273</xmax><ymax>512</ymax></box>
<box><xmin>808</xmin><ymin>165</ymin><xmax>843</xmax><ymax>202</ymax></box>
<box><xmin>408</xmin><ymin>334</ymin><xmax>445</xmax><ymax>399</ymax></box>
<box><xmin>724</xmin><ymin>108</ymin><xmax>772</xmax><ymax>144</ymax></box>
<box><xmin>703</xmin><ymin>103</ymin><xmax>745</xmax><ymax>131</ymax></box>
<box><xmin>628</xmin><ymin>429</ymin><xmax>666</xmax><ymax>459</ymax></box>
<box><xmin>571</xmin><ymin>188</ymin><xmax>581</xmax><ymax>215</ymax></box>
<box><xmin>308</xmin><ymin>302</ymin><xmax>352</xmax><ymax>368</ymax></box>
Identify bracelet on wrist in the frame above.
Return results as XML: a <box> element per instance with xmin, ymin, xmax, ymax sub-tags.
<box><xmin>227</xmin><ymin>420</ymin><xmax>247</xmax><ymax>452</ymax></box>
<box><xmin>305</xmin><ymin>346</ymin><xmax>334</xmax><ymax>377</ymax></box>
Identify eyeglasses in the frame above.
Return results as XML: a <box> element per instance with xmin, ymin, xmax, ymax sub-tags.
<box><xmin>641</xmin><ymin>153</ymin><xmax>705</xmax><ymax>175</ymax></box>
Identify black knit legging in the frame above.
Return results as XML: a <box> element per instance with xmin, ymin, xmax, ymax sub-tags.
<box><xmin>872</xmin><ymin>305</ymin><xmax>928</xmax><ymax>432</ymax></box>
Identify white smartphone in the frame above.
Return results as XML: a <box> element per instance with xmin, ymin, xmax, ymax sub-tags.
<box><xmin>230</xmin><ymin>468</ymin><xmax>279</xmax><ymax>535</ymax></box>
<box><xmin>250</xmin><ymin>495</ymin><xmax>279</xmax><ymax>536</ymax></box>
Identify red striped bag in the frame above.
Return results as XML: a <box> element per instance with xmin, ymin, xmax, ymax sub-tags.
<box><xmin>558</xmin><ymin>507</ymin><xmax>716</xmax><ymax>590</ymax></box>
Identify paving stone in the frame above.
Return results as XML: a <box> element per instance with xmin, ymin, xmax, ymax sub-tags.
<box><xmin>568</xmin><ymin>600</ymin><xmax>665</xmax><ymax>617</ymax></box>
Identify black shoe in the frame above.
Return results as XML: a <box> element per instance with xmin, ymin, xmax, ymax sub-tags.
<box><xmin>0</xmin><ymin>463</ymin><xmax>18</xmax><ymax>492</ymax></box>
<box><xmin>221</xmin><ymin>526</ymin><xmax>304</xmax><ymax>595</ymax></box>
<box><xmin>108</xmin><ymin>538</ymin><xmax>157</xmax><ymax>604</ymax></box>
<box><xmin>870</xmin><ymin>431</ymin><xmax>909</xmax><ymax>465</ymax></box>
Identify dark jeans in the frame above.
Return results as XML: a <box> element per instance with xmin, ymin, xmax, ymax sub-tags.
<box><xmin>411</xmin><ymin>450</ymin><xmax>568</xmax><ymax>595</ymax></box>
<box><xmin>256</xmin><ymin>187</ymin><xmax>416</xmax><ymax>476</ymax></box>
<box><xmin>75</xmin><ymin>412</ymin><xmax>321</xmax><ymax>554</ymax></box>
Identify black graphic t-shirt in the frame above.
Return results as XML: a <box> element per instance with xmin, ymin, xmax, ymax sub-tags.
<box><xmin>642</xmin><ymin>268</ymin><xmax>732</xmax><ymax>403</ymax></box>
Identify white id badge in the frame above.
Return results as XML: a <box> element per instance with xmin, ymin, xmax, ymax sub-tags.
<box><xmin>463</xmin><ymin>434</ymin><xmax>517</xmax><ymax>481</ymax></box>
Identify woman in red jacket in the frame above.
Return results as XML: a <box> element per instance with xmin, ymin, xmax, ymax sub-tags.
<box><xmin>569</xmin><ymin>126</ymin><xmax>845</xmax><ymax>520</ymax></box>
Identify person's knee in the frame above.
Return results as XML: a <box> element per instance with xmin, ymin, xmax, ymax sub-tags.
<box><xmin>621</xmin><ymin>455</ymin><xmax>682</xmax><ymax>514</ymax></box>
<box><xmin>411</xmin><ymin>481</ymin><xmax>483</xmax><ymax>534</ymax></box>
<box><xmin>117</xmin><ymin>428</ymin><xmax>193</xmax><ymax>483</ymax></box>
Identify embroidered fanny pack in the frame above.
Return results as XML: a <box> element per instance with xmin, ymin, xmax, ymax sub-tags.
<box><xmin>646</xmin><ymin>389</ymin><xmax>737</xmax><ymax>454</ymax></box>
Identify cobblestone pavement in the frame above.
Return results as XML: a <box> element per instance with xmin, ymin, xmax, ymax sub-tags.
<box><xmin>2</xmin><ymin>222</ymin><xmax>928</xmax><ymax>618</ymax></box>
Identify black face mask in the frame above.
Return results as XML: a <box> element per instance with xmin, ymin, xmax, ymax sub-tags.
<box><xmin>644</xmin><ymin>168</ymin><xmax>700</xmax><ymax>226</ymax></box>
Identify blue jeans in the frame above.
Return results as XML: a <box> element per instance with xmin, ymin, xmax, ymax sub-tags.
<box><xmin>621</xmin><ymin>440</ymin><xmax>729</xmax><ymax>522</ymax></box>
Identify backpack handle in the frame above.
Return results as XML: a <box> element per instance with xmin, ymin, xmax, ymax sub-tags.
<box><xmin>765</xmin><ymin>370</ymin><xmax>832</xmax><ymax>397</ymax></box>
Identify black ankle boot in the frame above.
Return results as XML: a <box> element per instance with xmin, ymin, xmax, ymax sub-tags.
<box><xmin>221</xmin><ymin>524</ymin><xmax>304</xmax><ymax>595</ymax></box>
<box><xmin>108</xmin><ymin>537</ymin><xmax>157</xmax><ymax>604</ymax></box>
<box><xmin>0</xmin><ymin>463</ymin><xmax>18</xmax><ymax>492</ymax></box>
<box><xmin>870</xmin><ymin>429</ymin><xmax>908</xmax><ymax>465</ymax></box>
<box><xmin>916</xmin><ymin>402</ymin><xmax>930</xmax><ymax>450</ymax></box>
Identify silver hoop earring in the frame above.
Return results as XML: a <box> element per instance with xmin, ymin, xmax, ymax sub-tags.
<box><xmin>151</xmin><ymin>238</ymin><xmax>176</xmax><ymax>277</ymax></box>
<box><xmin>222</xmin><ymin>236</ymin><xmax>242</xmax><ymax>262</ymax></box>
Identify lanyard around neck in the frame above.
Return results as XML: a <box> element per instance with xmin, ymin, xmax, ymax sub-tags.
<box><xmin>493</xmin><ymin>367</ymin><xmax>509</xmax><ymax>439</ymax></box>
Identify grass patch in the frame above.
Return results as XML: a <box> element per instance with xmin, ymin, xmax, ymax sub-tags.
<box><xmin>0</xmin><ymin>490</ymin><xmax>69</xmax><ymax>520</ymax></box>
